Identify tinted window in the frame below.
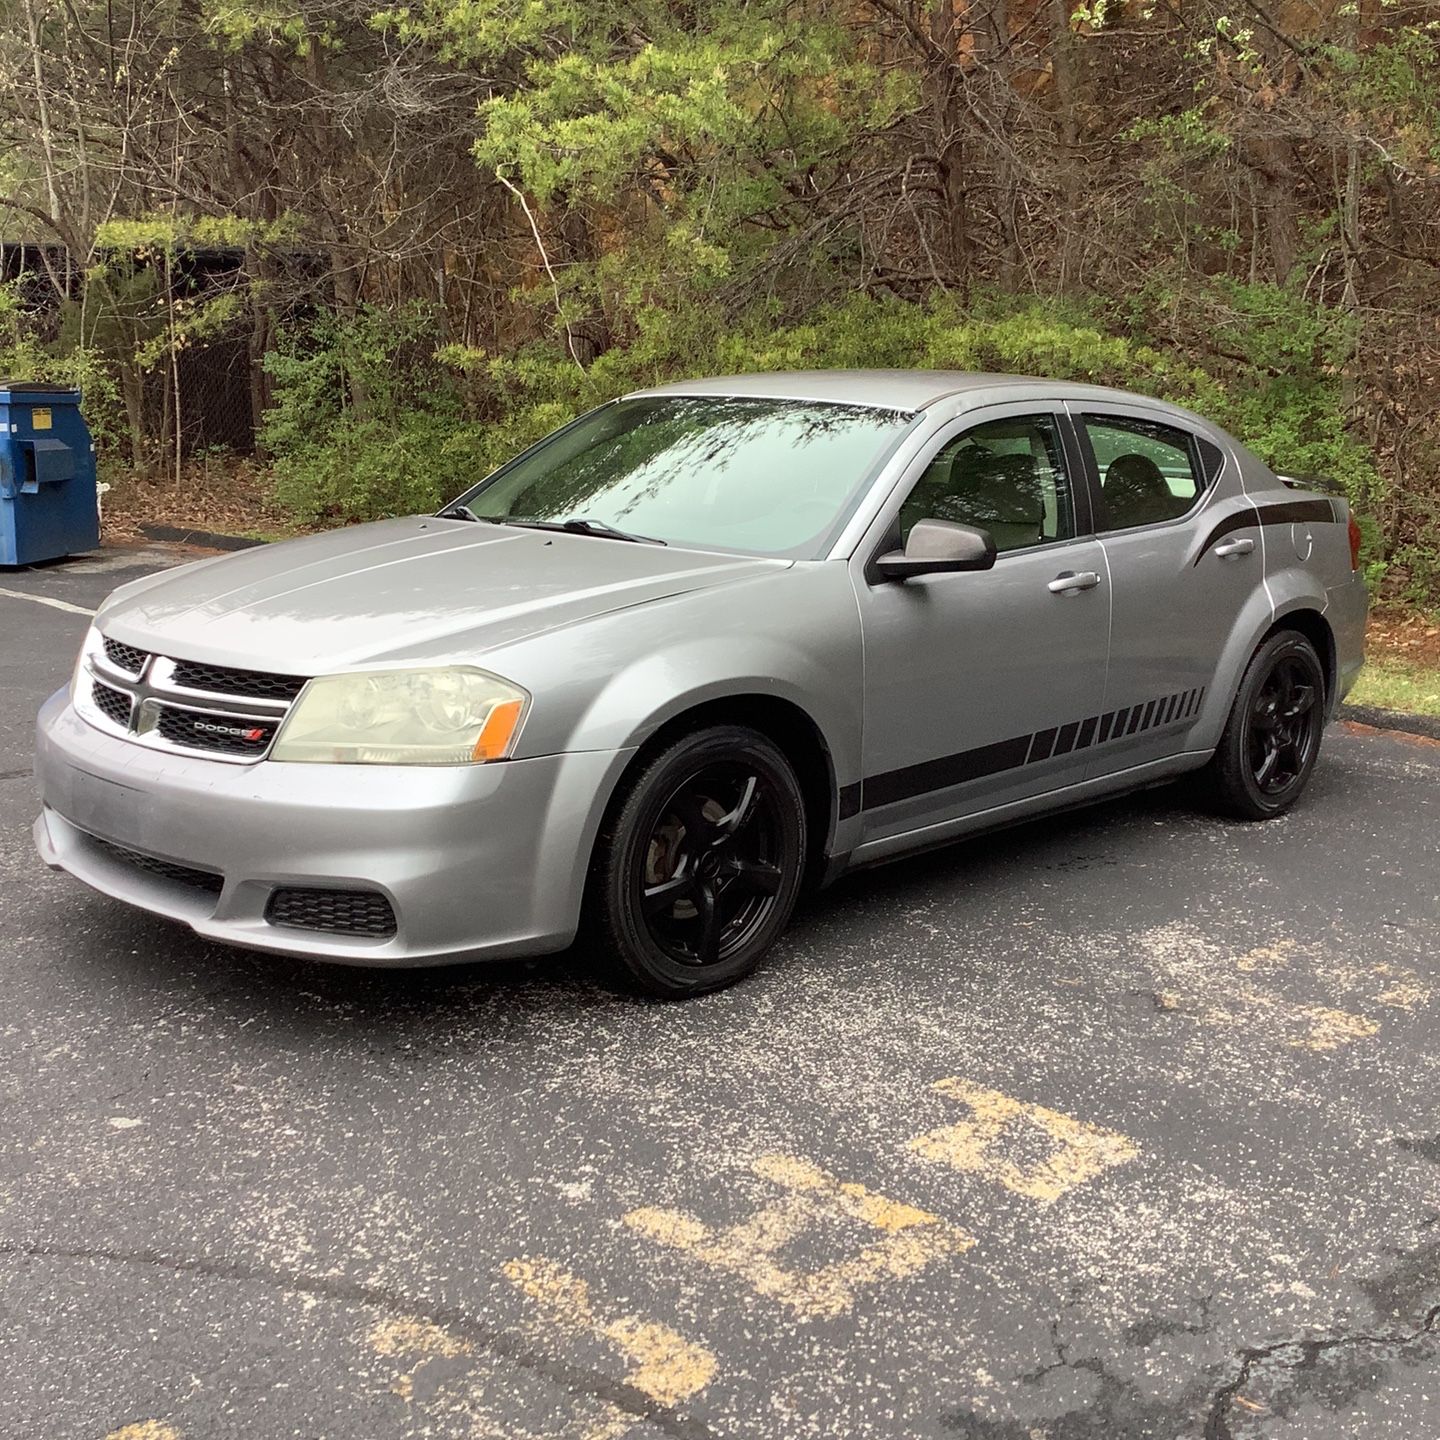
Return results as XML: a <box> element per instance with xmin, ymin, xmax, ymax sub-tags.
<box><xmin>1084</xmin><ymin>415</ymin><xmax>1205</xmax><ymax>531</ymax></box>
<box><xmin>455</xmin><ymin>396</ymin><xmax>915</xmax><ymax>558</ymax></box>
<box><xmin>899</xmin><ymin>414</ymin><xmax>1076</xmax><ymax>553</ymax></box>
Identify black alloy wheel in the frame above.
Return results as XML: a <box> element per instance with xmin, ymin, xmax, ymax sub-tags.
<box><xmin>589</xmin><ymin>725</ymin><xmax>808</xmax><ymax>997</ymax></box>
<box><xmin>1244</xmin><ymin>652</ymin><xmax>1320</xmax><ymax>796</ymax></box>
<box><xmin>1201</xmin><ymin>630</ymin><xmax>1327</xmax><ymax>819</ymax></box>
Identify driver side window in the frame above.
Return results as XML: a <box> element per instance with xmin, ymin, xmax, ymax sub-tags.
<box><xmin>899</xmin><ymin>414</ymin><xmax>1076</xmax><ymax>553</ymax></box>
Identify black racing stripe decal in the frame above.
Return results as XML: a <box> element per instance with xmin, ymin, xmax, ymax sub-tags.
<box><xmin>1260</xmin><ymin>499</ymin><xmax>1336</xmax><ymax>525</ymax></box>
<box><xmin>861</xmin><ymin>685</ymin><xmax>1208</xmax><ymax>813</ymax></box>
<box><xmin>838</xmin><ymin>782</ymin><xmax>862</xmax><ymax>821</ymax></box>
<box><xmin>1192</xmin><ymin>498</ymin><xmax>1338</xmax><ymax>566</ymax></box>
<box><xmin>864</xmin><ymin>734</ymin><xmax>1032</xmax><ymax>810</ymax></box>
<box><xmin>1028</xmin><ymin>728</ymin><xmax>1058</xmax><ymax>764</ymax></box>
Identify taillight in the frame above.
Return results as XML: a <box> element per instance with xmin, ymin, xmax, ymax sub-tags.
<box><xmin>1347</xmin><ymin>512</ymin><xmax>1362</xmax><ymax>572</ymax></box>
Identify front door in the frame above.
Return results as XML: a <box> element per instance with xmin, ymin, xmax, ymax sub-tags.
<box><xmin>853</xmin><ymin>407</ymin><xmax>1111</xmax><ymax>843</ymax></box>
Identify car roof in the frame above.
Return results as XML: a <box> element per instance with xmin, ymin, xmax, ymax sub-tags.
<box><xmin>626</xmin><ymin>370</ymin><xmax>1180</xmax><ymax>415</ymax></box>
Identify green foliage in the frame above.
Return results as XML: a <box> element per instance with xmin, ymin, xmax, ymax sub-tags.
<box><xmin>201</xmin><ymin>0</ymin><xmax>336</xmax><ymax>53</ymax></box>
<box><xmin>263</xmin><ymin>286</ymin><xmax>1382</xmax><ymax>552</ymax></box>
<box><xmin>1121</xmin><ymin>107</ymin><xmax>1231</xmax><ymax>158</ymax></box>
<box><xmin>262</xmin><ymin>303</ymin><xmax>491</xmax><ymax>521</ymax></box>
<box><xmin>0</xmin><ymin>283</ymin><xmax>124</xmax><ymax>451</ymax></box>
<box><xmin>1115</xmin><ymin>277</ymin><xmax>1382</xmax><ymax>509</ymax></box>
<box><xmin>1324</xmin><ymin>30</ymin><xmax>1440</xmax><ymax>166</ymax></box>
<box><xmin>94</xmin><ymin>213</ymin><xmax>298</xmax><ymax>255</ymax></box>
<box><xmin>385</xmin><ymin>0</ymin><xmax>912</xmax><ymax>344</ymax></box>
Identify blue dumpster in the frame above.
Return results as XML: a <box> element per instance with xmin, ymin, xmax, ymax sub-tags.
<box><xmin>0</xmin><ymin>382</ymin><xmax>100</xmax><ymax>566</ymax></box>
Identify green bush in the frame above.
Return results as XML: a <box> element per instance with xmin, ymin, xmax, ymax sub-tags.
<box><xmin>261</xmin><ymin>287</ymin><xmax>1385</xmax><ymax>564</ymax></box>
<box><xmin>0</xmin><ymin>282</ymin><xmax>124</xmax><ymax>454</ymax></box>
<box><xmin>262</xmin><ymin>303</ymin><xmax>489</xmax><ymax>521</ymax></box>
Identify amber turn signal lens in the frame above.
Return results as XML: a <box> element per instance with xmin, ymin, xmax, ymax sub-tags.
<box><xmin>472</xmin><ymin>698</ymin><xmax>525</xmax><ymax>762</ymax></box>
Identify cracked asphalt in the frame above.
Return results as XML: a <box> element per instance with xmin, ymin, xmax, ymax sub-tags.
<box><xmin>2</xmin><ymin>546</ymin><xmax>1439</xmax><ymax>1440</ymax></box>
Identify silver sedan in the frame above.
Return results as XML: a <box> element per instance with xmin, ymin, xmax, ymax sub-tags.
<box><xmin>34</xmin><ymin>372</ymin><xmax>1368</xmax><ymax>995</ymax></box>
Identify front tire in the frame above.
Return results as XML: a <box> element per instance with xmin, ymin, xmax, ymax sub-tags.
<box><xmin>587</xmin><ymin>725</ymin><xmax>812</xmax><ymax>996</ymax></box>
<box><xmin>587</xmin><ymin>725</ymin><xmax>808</xmax><ymax>998</ymax></box>
<box><xmin>1198</xmin><ymin>630</ymin><xmax>1326</xmax><ymax>820</ymax></box>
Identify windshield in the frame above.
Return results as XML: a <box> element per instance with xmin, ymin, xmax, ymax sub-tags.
<box><xmin>451</xmin><ymin>395</ymin><xmax>916</xmax><ymax>558</ymax></box>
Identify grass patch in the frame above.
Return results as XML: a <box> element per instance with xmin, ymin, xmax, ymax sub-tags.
<box><xmin>1350</xmin><ymin>656</ymin><xmax>1440</xmax><ymax>717</ymax></box>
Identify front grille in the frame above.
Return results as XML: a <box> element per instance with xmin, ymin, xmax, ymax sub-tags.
<box><xmin>102</xmin><ymin>637</ymin><xmax>149</xmax><ymax>674</ymax></box>
<box><xmin>171</xmin><ymin>659</ymin><xmax>308</xmax><ymax>702</ymax></box>
<box><xmin>88</xmin><ymin>635</ymin><xmax>310</xmax><ymax>763</ymax></box>
<box><xmin>90</xmin><ymin>835</ymin><xmax>224</xmax><ymax>895</ymax></box>
<box><xmin>155</xmin><ymin>705</ymin><xmax>279</xmax><ymax>757</ymax></box>
<box><xmin>92</xmin><ymin>680</ymin><xmax>134</xmax><ymax>728</ymax></box>
<box><xmin>266</xmin><ymin>887</ymin><xmax>397</xmax><ymax>938</ymax></box>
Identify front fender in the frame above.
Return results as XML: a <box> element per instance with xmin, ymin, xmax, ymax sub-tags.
<box><xmin>575</xmin><ymin>637</ymin><xmax>859</xmax><ymax>767</ymax></box>
<box><xmin>489</xmin><ymin>564</ymin><xmax>864</xmax><ymax>844</ymax></box>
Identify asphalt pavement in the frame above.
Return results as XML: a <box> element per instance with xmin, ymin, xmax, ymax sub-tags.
<box><xmin>2</xmin><ymin>547</ymin><xmax>1438</xmax><ymax>1440</ymax></box>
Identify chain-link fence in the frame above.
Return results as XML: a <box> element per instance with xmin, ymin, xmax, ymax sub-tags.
<box><xmin>4</xmin><ymin>240</ymin><xmax>260</xmax><ymax>460</ymax></box>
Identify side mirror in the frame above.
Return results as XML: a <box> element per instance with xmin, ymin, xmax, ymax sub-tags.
<box><xmin>875</xmin><ymin>519</ymin><xmax>997</xmax><ymax>581</ymax></box>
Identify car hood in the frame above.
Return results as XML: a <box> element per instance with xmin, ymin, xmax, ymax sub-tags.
<box><xmin>98</xmin><ymin>517</ymin><xmax>790</xmax><ymax>670</ymax></box>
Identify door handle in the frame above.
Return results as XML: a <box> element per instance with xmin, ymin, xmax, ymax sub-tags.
<box><xmin>1048</xmin><ymin>571</ymin><xmax>1100</xmax><ymax>594</ymax></box>
<box><xmin>1213</xmin><ymin>538</ymin><xmax>1255</xmax><ymax>558</ymax></box>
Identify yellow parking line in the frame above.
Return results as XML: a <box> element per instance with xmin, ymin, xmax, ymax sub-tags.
<box><xmin>624</xmin><ymin>1153</ymin><xmax>975</xmax><ymax>1321</ymax></box>
<box><xmin>367</xmin><ymin>1270</ymin><xmax>716</xmax><ymax>1440</ymax></box>
<box><xmin>1139</xmin><ymin>923</ymin><xmax>1410</xmax><ymax>1053</ymax></box>
<box><xmin>367</xmin><ymin>1316</ymin><xmax>472</xmax><ymax>1400</ymax></box>
<box><xmin>502</xmin><ymin>1257</ymin><xmax>717</xmax><ymax>1408</ymax></box>
<box><xmin>105</xmin><ymin>1425</ymin><xmax>180</xmax><ymax>1440</ymax></box>
<box><xmin>1157</xmin><ymin>986</ymin><xmax>1381</xmax><ymax>1051</ymax></box>
<box><xmin>908</xmin><ymin>1079</ymin><xmax>1139</xmax><ymax>1204</ymax></box>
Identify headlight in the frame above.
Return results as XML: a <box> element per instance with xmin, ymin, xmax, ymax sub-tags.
<box><xmin>270</xmin><ymin>666</ymin><xmax>529</xmax><ymax>765</ymax></box>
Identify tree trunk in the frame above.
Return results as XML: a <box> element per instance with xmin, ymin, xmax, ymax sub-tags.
<box><xmin>558</xmin><ymin>202</ymin><xmax>610</xmax><ymax>366</ymax></box>
<box><xmin>930</xmin><ymin>0</ymin><xmax>970</xmax><ymax>299</ymax></box>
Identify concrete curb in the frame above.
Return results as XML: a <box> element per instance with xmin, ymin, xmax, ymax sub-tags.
<box><xmin>1339</xmin><ymin>703</ymin><xmax>1440</xmax><ymax>743</ymax></box>
<box><xmin>139</xmin><ymin>523</ymin><xmax>267</xmax><ymax>552</ymax></box>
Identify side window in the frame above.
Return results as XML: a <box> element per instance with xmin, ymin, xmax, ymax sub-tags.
<box><xmin>899</xmin><ymin>414</ymin><xmax>1076</xmax><ymax>553</ymax></box>
<box><xmin>1083</xmin><ymin>415</ymin><xmax>1207</xmax><ymax>532</ymax></box>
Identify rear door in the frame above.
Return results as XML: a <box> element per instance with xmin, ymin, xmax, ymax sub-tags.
<box><xmin>853</xmin><ymin>404</ymin><xmax>1111</xmax><ymax>843</ymax></box>
<box><xmin>1070</xmin><ymin>404</ymin><xmax>1257</xmax><ymax>774</ymax></box>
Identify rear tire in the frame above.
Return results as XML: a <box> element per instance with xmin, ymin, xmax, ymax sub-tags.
<box><xmin>587</xmin><ymin>725</ymin><xmax>808</xmax><ymax>998</ymax></box>
<box><xmin>1197</xmin><ymin>630</ymin><xmax>1326</xmax><ymax>820</ymax></box>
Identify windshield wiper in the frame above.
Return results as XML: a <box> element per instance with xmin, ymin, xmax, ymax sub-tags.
<box><xmin>437</xmin><ymin>502</ymin><xmax>480</xmax><ymax>522</ymax></box>
<box><xmin>490</xmin><ymin>516</ymin><xmax>666</xmax><ymax>545</ymax></box>
<box><xmin>559</xmin><ymin>516</ymin><xmax>666</xmax><ymax>545</ymax></box>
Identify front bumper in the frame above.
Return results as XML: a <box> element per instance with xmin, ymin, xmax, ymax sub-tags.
<box><xmin>33</xmin><ymin>689</ymin><xmax>632</xmax><ymax>966</ymax></box>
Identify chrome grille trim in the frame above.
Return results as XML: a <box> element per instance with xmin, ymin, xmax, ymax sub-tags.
<box><xmin>147</xmin><ymin>657</ymin><xmax>293</xmax><ymax>716</ymax></box>
<box><xmin>77</xmin><ymin>632</ymin><xmax>312</xmax><ymax>764</ymax></box>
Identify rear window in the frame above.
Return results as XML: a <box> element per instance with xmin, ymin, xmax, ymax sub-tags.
<box><xmin>1082</xmin><ymin>414</ymin><xmax>1210</xmax><ymax>532</ymax></box>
